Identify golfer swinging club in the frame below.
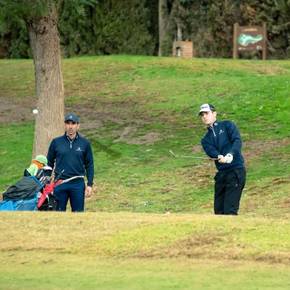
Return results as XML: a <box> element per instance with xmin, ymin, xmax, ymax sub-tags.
<box><xmin>199</xmin><ymin>104</ymin><xmax>246</xmax><ymax>215</ymax></box>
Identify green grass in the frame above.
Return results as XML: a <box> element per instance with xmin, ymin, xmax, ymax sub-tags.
<box><xmin>0</xmin><ymin>123</ymin><xmax>34</xmax><ymax>186</ymax></box>
<box><xmin>0</xmin><ymin>212</ymin><xmax>290</xmax><ymax>290</ymax></box>
<box><xmin>1</xmin><ymin>55</ymin><xmax>290</xmax><ymax>288</ymax></box>
<box><xmin>1</xmin><ymin>55</ymin><xmax>290</xmax><ymax>216</ymax></box>
<box><xmin>2</xmin><ymin>256</ymin><xmax>290</xmax><ymax>290</ymax></box>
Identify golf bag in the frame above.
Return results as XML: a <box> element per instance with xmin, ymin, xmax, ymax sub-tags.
<box><xmin>0</xmin><ymin>166</ymin><xmax>52</xmax><ymax>211</ymax></box>
<box><xmin>37</xmin><ymin>179</ymin><xmax>63</xmax><ymax>211</ymax></box>
<box><xmin>37</xmin><ymin>174</ymin><xmax>84</xmax><ymax>211</ymax></box>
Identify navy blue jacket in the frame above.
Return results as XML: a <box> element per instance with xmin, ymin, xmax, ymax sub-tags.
<box><xmin>47</xmin><ymin>133</ymin><xmax>94</xmax><ymax>186</ymax></box>
<box><xmin>201</xmin><ymin>120</ymin><xmax>244</xmax><ymax>171</ymax></box>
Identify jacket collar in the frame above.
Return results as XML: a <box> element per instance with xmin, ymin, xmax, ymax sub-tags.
<box><xmin>207</xmin><ymin>121</ymin><xmax>218</xmax><ymax>130</ymax></box>
<box><xmin>64</xmin><ymin>132</ymin><xmax>79</xmax><ymax>141</ymax></box>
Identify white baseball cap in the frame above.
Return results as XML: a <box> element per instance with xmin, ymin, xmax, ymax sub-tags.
<box><xmin>198</xmin><ymin>103</ymin><xmax>216</xmax><ymax>115</ymax></box>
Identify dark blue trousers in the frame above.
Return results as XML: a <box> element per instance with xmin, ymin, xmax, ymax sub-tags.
<box><xmin>54</xmin><ymin>179</ymin><xmax>85</xmax><ymax>212</ymax></box>
<box><xmin>214</xmin><ymin>167</ymin><xmax>246</xmax><ymax>215</ymax></box>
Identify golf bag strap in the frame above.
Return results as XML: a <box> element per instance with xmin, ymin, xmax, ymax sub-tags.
<box><xmin>61</xmin><ymin>176</ymin><xmax>85</xmax><ymax>184</ymax></box>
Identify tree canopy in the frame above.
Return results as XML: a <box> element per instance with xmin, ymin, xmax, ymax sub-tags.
<box><xmin>1</xmin><ymin>0</ymin><xmax>290</xmax><ymax>59</ymax></box>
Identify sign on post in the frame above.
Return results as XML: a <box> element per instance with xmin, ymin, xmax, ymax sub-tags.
<box><xmin>233</xmin><ymin>23</ymin><xmax>267</xmax><ymax>60</ymax></box>
<box><xmin>172</xmin><ymin>41</ymin><xmax>194</xmax><ymax>58</ymax></box>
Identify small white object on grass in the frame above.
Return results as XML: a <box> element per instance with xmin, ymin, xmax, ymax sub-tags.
<box><xmin>32</xmin><ymin>109</ymin><xmax>39</xmax><ymax>115</ymax></box>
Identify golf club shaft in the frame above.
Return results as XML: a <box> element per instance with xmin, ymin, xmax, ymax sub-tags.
<box><xmin>169</xmin><ymin>150</ymin><xmax>217</xmax><ymax>161</ymax></box>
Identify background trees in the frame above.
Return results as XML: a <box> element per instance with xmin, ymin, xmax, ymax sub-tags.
<box><xmin>1</xmin><ymin>0</ymin><xmax>290</xmax><ymax>59</ymax></box>
<box><xmin>59</xmin><ymin>0</ymin><xmax>155</xmax><ymax>57</ymax></box>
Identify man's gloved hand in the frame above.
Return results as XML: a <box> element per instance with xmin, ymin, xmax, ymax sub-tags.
<box><xmin>217</xmin><ymin>155</ymin><xmax>226</xmax><ymax>163</ymax></box>
<box><xmin>224</xmin><ymin>153</ymin><xmax>233</xmax><ymax>164</ymax></box>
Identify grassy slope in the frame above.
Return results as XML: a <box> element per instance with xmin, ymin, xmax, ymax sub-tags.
<box><xmin>1</xmin><ymin>56</ymin><xmax>290</xmax><ymax>215</ymax></box>
<box><xmin>1</xmin><ymin>56</ymin><xmax>290</xmax><ymax>289</ymax></box>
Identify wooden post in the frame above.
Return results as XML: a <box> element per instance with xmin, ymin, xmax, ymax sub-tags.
<box><xmin>262</xmin><ymin>22</ymin><xmax>267</xmax><ymax>60</ymax></box>
<box><xmin>233</xmin><ymin>23</ymin><xmax>238</xmax><ymax>59</ymax></box>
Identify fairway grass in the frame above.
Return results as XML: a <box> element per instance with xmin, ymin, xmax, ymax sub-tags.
<box><xmin>1</xmin><ymin>254</ymin><xmax>290</xmax><ymax>290</ymax></box>
<box><xmin>0</xmin><ymin>212</ymin><xmax>290</xmax><ymax>289</ymax></box>
<box><xmin>1</xmin><ymin>56</ymin><xmax>290</xmax><ymax>289</ymax></box>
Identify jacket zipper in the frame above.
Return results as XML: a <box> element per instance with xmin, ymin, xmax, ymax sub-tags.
<box><xmin>67</xmin><ymin>136</ymin><xmax>73</xmax><ymax>149</ymax></box>
<box><xmin>210</xmin><ymin>126</ymin><xmax>216</xmax><ymax>137</ymax></box>
<box><xmin>67</xmin><ymin>134</ymin><xmax>78</xmax><ymax>149</ymax></box>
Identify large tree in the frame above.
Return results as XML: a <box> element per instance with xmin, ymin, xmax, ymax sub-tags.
<box><xmin>0</xmin><ymin>0</ymin><xmax>96</xmax><ymax>157</ymax></box>
<box><xmin>0</xmin><ymin>0</ymin><xmax>64</xmax><ymax>156</ymax></box>
<box><xmin>28</xmin><ymin>1</ymin><xmax>64</xmax><ymax>156</ymax></box>
<box><xmin>158</xmin><ymin>0</ymin><xmax>169</xmax><ymax>56</ymax></box>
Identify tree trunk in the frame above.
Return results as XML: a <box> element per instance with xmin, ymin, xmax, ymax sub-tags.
<box><xmin>158</xmin><ymin>0</ymin><xmax>168</xmax><ymax>56</ymax></box>
<box><xmin>27</xmin><ymin>6</ymin><xmax>64</xmax><ymax>157</ymax></box>
<box><xmin>176</xmin><ymin>22</ymin><xmax>182</xmax><ymax>41</ymax></box>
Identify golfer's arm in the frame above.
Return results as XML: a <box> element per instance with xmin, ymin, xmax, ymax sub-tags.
<box><xmin>201</xmin><ymin>140</ymin><xmax>220</xmax><ymax>159</ymax></box>
<box><xmin>227</xmin><ymin>122</ymin><xmax>242</xmax><ymax>155</ymax></box>
<box><xmin>47</xmin><ymin>141</ymin><xmax>56</xmax><ymax>168</ymax></box>
<box><xmin>85</xmin><ymin>143</ymin><xmax>94</xmax><ymax>187</ymax></box>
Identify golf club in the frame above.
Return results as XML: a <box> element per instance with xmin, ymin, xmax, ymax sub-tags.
<box><xmin>169</xmin><ymin>150</ymin><xmax>218</xmax><ymax>161</ymax></box>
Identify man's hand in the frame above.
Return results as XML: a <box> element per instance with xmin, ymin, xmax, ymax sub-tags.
<box><xmin>224</xmin><ymin>153</ymin><xmax>233</xmax><ymax>164</ymax></box>
<box><xmin>217</xmin><ymin>155</ymin><xmax>226</xmax><ymax>163</ymax></box>
<box><xmin>85</xmin><ymin>186</ymin><xmax>93</xmax><ymax>198</ymax></box>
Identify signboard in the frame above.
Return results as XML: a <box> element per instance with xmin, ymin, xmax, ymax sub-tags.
<box><xmin>233</xmin><ymin>23</ymin><xmax>267</xmax><ymax>60</ymax></box>
<box><xmin>172</xmin><ymin>41</ymin><xmax>194</xmax><ymax>58</ymax></box>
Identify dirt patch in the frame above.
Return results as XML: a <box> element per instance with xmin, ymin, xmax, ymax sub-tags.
<box><xmin>68</xmin><ymin>100</ymin><xmax>149</xmax><ymax>123</ymax></box>
<box><xmin>3</xmin><ymin>96</ymin><xmax>290</xmax><ymax>149</ymax></box>
<box><xmin>254</xmin><ymin>252</ymin><xmax>290</xmax><ymax>264</ymax></box>
<box><xmin>243</xmin><ymin>139</ymin><xmax>290</xmax><ymax>160</ymax></box>
<box><xmin>135</xmin><ymin>232</ymin><xmax>225</xmax><ymax>259</ymax></box>
<box><xmin>0</xmin><ymin>97</ymin><xmax>35</xmax><ymax>123</ymax></box>
<box><xmin>241</xmin><ymin>174</ymin><xmax>290</xmax><ymax>217</ymax></box>
<box><xmin>114</xmin><ymin>127</ymin><xmax>161</xmax><ymax>145</ymax></box>
<box><xmin>0</xmin><ymin>97</ymin><xmax>162</xmax><ymax>145</ymax></box>
<box><xmin>191</xmin><ymin>145</ymin><xmax>204</xmax><ymax>154</ymax></box>
<box><xmin>279</xmin><ymin>197</ymin><xmax>290</xmax><ymax>208</ymax></box>
<box><xmin>67</xmin><ymin>101</ymin><xmax>164</xmax><ymax>145</ymax></box>
<box><xmin>178</xmin><ymin>164</ymin><xmax>215</xmax><ymax>187</ymax></box>
<box><xmin>245</xmin><ymin>176</ymin><xmax>290</xmax><ymax>196</ymax></box>
<box><xmin>133</xmin><ymin>233</ymin><xmax>290</xmax><ymax>264</ymax></box>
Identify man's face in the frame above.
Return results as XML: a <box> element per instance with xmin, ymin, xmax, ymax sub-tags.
<box><xmin>200</xmin><ymin>111</ymin><xmax>217</xmax><ymax>126</ymax></box>
<box><xmin>65</xmin><ymin>121</ymin><xmax>79</xmax><ymax>138</ymax></box>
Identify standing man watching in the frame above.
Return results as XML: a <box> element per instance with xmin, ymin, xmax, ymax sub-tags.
<box><xmin>199</xmin><ymin>104</ymin><xmax>246</xmax><ymax>215</ymax></box>
<box><xmin>47</xmin><ymin>113</ymin><xmax>94</xmax><ymax>212</ymax></box>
